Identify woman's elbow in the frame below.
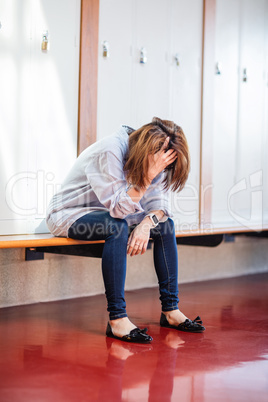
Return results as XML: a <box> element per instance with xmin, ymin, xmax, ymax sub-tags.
<box><xmin>109</xmin><ymin>205</ymin><xmax>128</xmax><ymax>220</ymax></box>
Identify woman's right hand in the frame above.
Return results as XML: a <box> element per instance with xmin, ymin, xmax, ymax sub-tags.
<box><xmin>147</xmin><ymin>137</ymin><xmax>177</xmax><ymax>184</ymax></box>
<box><xmin>127</xmin><ymin>220</ymin><xmax>151</xmax><ymax>256</ymax></box>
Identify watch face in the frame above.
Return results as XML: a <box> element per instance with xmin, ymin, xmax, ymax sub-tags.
<box><xmin>152</xmin><ymin>215</ymin><xmax>158</xmax><ymax>225</ymax></box>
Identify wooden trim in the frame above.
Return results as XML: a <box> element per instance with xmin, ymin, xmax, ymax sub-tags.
<box><xmin>199</xmin><ymin>0</ymin><xmax>216</xmax><ymax>228</ymax></box>
<box><xmin>77</xmin><ymin>0</ymin><xmax>99</xmax><ymax>155</ymax></box>
<box><xmin>0</xmin><ymin>235</ymin><xmax>104</xmax><ymax>249</ymax></box>
<box><xmin>1</xmin><ymin>225</ymin><xmax>267</xmax><ymax>249</ymax></box>
<box><xmin>177</xmin><ymin>225</ymin><xmax>268</xmax><ymax>237</ymax></box>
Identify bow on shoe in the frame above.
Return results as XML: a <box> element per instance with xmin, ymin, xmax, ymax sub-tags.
<box><xmin>193</xmin><ymin>316</ymin><xmax>203</xmax><ymax>325</ymax></box>
<box><xmin>181</xmin><ymin>317</ymin><xmax>205</xmax><ymax>332</ymax></box>
<box><xmin>160</xmin><ymin>313</ymin><xmax>205</xmax><ymax>333</ymax></box>
<box><xmin>124</xmin><ymin>327</ymin><xmax>152</xmax><ymax>342</ymax></box>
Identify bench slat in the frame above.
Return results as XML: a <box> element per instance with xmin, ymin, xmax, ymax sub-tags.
<box><xmin>0</xmin><ymin>234</ymin><xmax>104</xmax><ymax>249</ymax></box>
<box><xmin>0</xmin><ymin>224</ymin><xmax>266</xmax><ymax>249</ymax></box>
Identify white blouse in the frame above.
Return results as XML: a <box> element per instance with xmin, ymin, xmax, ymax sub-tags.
<box><xmin>46</xmin><ymin>126</ymin><xmax>172</xmax><ymax>237</ymax></box>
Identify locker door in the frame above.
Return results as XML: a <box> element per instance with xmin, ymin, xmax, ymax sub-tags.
<box><xmin>169</xmin><ymin>0</ymin><xmax>203</xmax><ymax>231</ymax></box>
<box><xmin>233</xmin><ymin>0</ymin><xmax>267</xmax><ymax>228</ymax></box>
<box><xmin>28</xmin><ymin>0</ymin><xmax>81</xmax><ymax>233</ymax></box>
<box><xmin>0</xmin><ymin>0</ymin><xmax>80</xmax><ymax>235</ymax></box>
<box><xmin>132</xmin><ymin>0</ymin><xmax>170</xmax><ymax>127</ymax></box>
<box><xmin>0</xmin><ymin>0</ymin><xmax>33</xmax><ymax>234</ymax></box>
<box><xmin>264</xmin><ymin>1</ymin><xmax>268</xmax><ymax>225</ymax></box>
<box><xmin>211</xmin><ymin>0</ymin><xmax>240</xmax><ymax>227</ymax></box>
<box><xmin>97</xmin><ymin>0</ymin><xmax>134</xmax><ymax>138</ymax></box>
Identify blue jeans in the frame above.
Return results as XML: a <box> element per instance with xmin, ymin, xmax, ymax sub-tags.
<box><xmin>68</xmin><ymin>211</ymin><xmax>179</xmax><ymax>320</ymax></box>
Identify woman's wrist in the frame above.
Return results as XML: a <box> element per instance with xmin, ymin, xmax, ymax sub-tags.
<box><xmin>146</xmin><ymin>172</ymin><xmax>155</xmax><ymax>185</ymax></box>
<box><xmin>142</xmin><ymin>210</ymin><xmax>165</xmax><ymax>227</ymax></box>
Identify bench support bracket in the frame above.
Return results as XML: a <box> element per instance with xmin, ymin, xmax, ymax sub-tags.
<box><xmin>25</xmin><ymin>243</ymin><xmax>104</xmax><ymax>260</ymax></box>
<box><xmin>25</xmin><ymin>234</ymin><xmax>224</xmax><ymax>261</ymax></box>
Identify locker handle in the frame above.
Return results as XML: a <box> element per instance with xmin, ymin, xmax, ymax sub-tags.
<box><xmin>140</xmin><ymin>47</ymin><xmax>147</xmax><ymax>64</ymax></box>
<box><xmin>215</xmin><ymin>62</ymin><xmax>222</xmax><ymax>75</ymax></box>
<box><xmin>174</xmin><ymin>53</ymin><xmax>180</xmax><ymax>67</ymax></box>
<box><xmin>242</xmin><ymin>68</ymin><xmax>248</xmax><ymax>82</ymax></box>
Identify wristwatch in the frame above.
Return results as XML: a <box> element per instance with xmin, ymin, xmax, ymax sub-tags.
<box><xmin>146</xmin><ymin>213</ymin><xmax>159</xmax><ymax>228</ymax></box>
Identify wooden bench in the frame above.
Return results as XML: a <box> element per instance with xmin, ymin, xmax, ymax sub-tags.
<box><xmin>0</xmin><ymin>225</ymin><xmax>267</xmax><ymax>260</ymax></box>
<box><xmin>0</xmin><ymin>234</ymin><xmax>104</xmax><ymax>249</ymax></box>
<box><xmin>0</xmin><ymin>234</ymin><xmax>105</xmax><ymax>260</ymax></box>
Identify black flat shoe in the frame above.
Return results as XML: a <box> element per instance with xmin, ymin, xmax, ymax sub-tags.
<box><xmin>106</xmin><ymin>322</ymin><xmax>153</xmax><ymax>343</ymax></box>
<box><xmin>160</xmin><ymin>313</ymin><xmax>205</xmax><ymax>333</ymax></box>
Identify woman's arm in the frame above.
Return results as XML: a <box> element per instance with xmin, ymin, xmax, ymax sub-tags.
<box><xmin>126</xmin><ymin>185</ymin><xmax>148</xmax><ymax>204</ymax></box>
<box><xmin>86</xmin><ymin>152</ymin><xmax>144</xmax><ymax>219</ymax></box>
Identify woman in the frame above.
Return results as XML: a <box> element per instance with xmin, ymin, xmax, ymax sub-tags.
<box><xmin>46</xmin><ymin>117</ymin><xmax>205</xmax><ymax>343</ymax></box>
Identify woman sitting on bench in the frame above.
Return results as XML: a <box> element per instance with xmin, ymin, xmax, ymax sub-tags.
<box><xmin>46</xmin><ymin>117</ymin><xmax>205</xmax><ymax>343</ymax></box>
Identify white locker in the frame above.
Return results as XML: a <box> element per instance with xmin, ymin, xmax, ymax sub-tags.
<box><xmin>0</xmin><ymin>0</ymin><xmax>33</xmax><ymax>234</ymax></box>
<box><xmin>97</xmin><ymin>0</ymin><xmax>170</xmax><ymax>135</ymax></box>
<box><xmin>211</xmin><ymin>0</ymin><xmax>268</xmax><ymax>230</ymax></box>
<box><xmin>169</xmin><ymin>0</ymin><xmax>203</xmax><ymax>231</ymax></box>
<box><xmin>132</xmin><ymin>0</ymin><xmax>170</xmax><ymax>127</ymax></box>
<box><xmin>0</xmin><ymin>0</ymin><xmax>80</xmax><ymax>235</ymax></box>
<box><xmin>97</xmin><ymin>0</ymin><xmax>204</xmax><ymax>231</ymax></box>
<box><xmin>97</xmin><ymin>0</ymin><xmax>134</xmax><ymax>138</ymax></box>
<box><xmin>211</xmin><ymin>0</ymin><xmax>240</xmax><ymax>227</ymax></box>
<box><xmin>234</xmin><ymin>0</ymin><xmax>267</xmax><ymax>227</ymax></box>
<box><xmin>264</xmin><ymin>1</ymin><xmax>268</xmax><ymax>225</ymax></box>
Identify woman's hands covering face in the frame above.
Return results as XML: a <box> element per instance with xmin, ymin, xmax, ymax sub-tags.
<box><xmin>147</xmin><ymin>137</ymin><xmax>177</xmax><ymax>183</ymax></box>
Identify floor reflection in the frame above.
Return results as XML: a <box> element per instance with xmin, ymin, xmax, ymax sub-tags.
<box><xmin>0</xmin><ymin>273</ymin><xmax>267</xmax><ymax>401</ymax></box>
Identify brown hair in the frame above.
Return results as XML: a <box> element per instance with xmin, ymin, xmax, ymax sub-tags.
<box><xmin>124</xmin><ymin>117</ymin><xmax>190</xmax><ymax>192</ymax></box>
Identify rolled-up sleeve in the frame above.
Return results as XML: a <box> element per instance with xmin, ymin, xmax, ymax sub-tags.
<box><xmin>85</xmin><ymin>152</ymin><xmax>144</xmax><ymax>219</ymax></box>
<box><xmin>140</xmin><ymin>172</ymin><xmax>173</xmax><ymax>222</ymax></box>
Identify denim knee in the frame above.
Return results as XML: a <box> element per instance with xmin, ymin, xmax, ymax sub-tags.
<box><xmin>154</xmin><ymin>218</ymin><xmax>175</xmax><ymax>237</ymax></box>
<box><xmin>106</xmin><ymin>217</ymin><xmax>129</xmax><ymax>242</ymax></box>
<box><xmin>164</xmin><ymin>218</ymin><xmax>175</xmax><ymax>232</ymax></box>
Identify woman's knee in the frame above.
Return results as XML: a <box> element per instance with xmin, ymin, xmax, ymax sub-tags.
<box><xmin>153</xmin><ymin>218</ymin><xmax>175</xmax><ymax>237</ymax></box>
<box><xmin>68</xmin><ymin>212</ymin><xmax>128</xmax><ymax>241</ymax></box>
<box><xmin>162</xmin><ymin>217</ymin><xmax>175</xmax><ymax>230</ymax></box>
<box><xmin>107</xmin><ymin>217</ymin><xmax>129</xmax><ymax>240</ymax></box>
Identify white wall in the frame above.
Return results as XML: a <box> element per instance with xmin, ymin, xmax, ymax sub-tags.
<box><xmin>0</xmin><ymin>0</ymin><xmax>81</xmax><ymax>235</ymax></box>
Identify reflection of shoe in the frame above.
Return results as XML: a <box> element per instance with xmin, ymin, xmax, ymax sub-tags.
<box><xmin>106</xmin><ymin>322</ymin><xmax>153</xmax><ymax>343</ymax></box>
<box><xmin>106</xmin><ymin>337</ymin><xmax>153</xmax><ymax>357</ymax></box>
<box><xmin>160</xmin><ymin>313</ymin><xmax>205</xmax><ymax>333</ymax></box>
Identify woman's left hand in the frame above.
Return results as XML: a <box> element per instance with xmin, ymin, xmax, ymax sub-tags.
<box><xmin>147</xmin><ymin>137</ymin><xmax>177</xmax><ymax>184</ymax></box>
<box><xmin>127</xmin><ymin>220</ymin><xmax>151</xmax><ymax>257</ymax></box>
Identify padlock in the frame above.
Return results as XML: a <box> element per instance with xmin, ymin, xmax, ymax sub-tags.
<box><xmin>41</xmin><ymin>31</ymin><xmax>48</xmax><ymax>51</ymax></box>
<box><xmin>102</xmin><ymin>41</ymin><xmax>109</xmax><ymax>58</ymax></box>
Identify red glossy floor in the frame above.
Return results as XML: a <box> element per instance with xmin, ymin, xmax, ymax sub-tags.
<box><xmin>0</xmin><ymin>273</ymin><xmax>268</xmax><ymax>402</ymax></box>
